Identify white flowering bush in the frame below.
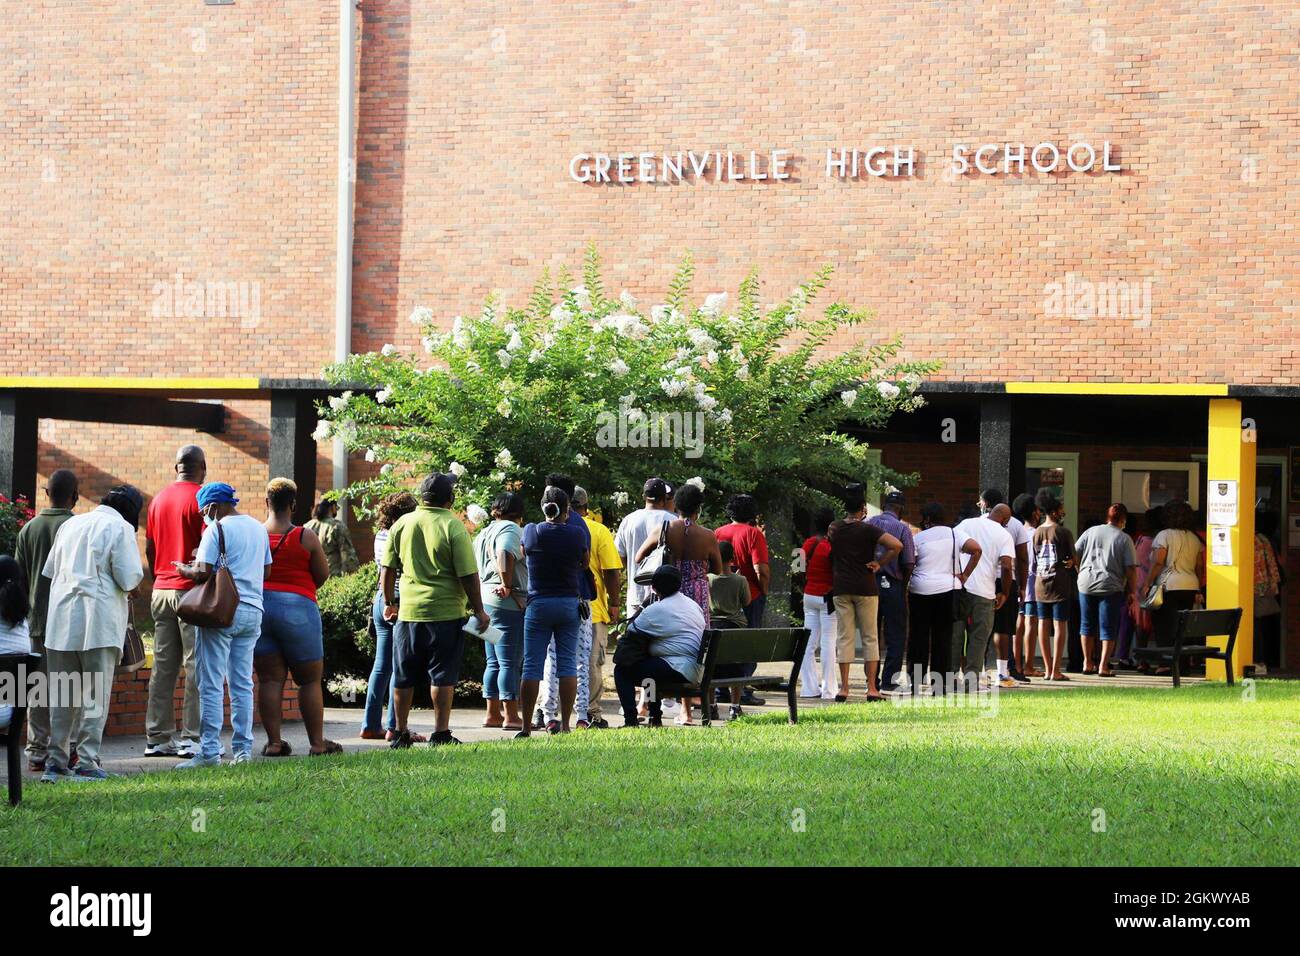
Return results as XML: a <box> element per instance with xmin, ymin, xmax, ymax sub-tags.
<box><xmin>319</xmin><ymin>247</ymin><xmax>936</xmax><ymax>525</ymax></box>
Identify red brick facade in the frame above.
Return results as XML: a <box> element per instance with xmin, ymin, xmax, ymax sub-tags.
<box><xmin>4</xmin><ymin>3</ymin><xmax>1299</xmax><ymax>670</ymax></box>
<box><xmin>105</xmin><ymin>667</ymin><xmax>301</xmax><ymax>738</ymax></box>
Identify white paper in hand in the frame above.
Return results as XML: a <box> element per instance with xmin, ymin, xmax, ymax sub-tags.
<box><xmin>464</xmin><ymin>615</ymin><xmax>504</xmax><ymax>645</ymax></box>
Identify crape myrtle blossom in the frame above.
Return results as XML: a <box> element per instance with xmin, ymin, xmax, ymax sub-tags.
<box><xmin>320</xmin><ymin>247</ymin><xmax>936</xmax><ymax>530</ymax></box>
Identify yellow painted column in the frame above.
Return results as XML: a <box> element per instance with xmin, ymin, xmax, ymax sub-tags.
<box><xmin>1205</xmin><ymin>399</ymin><xmax>1254</xmax><ymax>679</ymax></box>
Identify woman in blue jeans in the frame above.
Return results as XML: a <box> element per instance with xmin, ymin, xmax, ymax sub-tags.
<box><xmin>362</xmin><ymin>492</ymin><xmax>418</xmax><ymax>740</ymax></box>
<box><xmin>474</xmin><ymin>491</ymin><xmax>528</xmax><ymax>730</ymax></box>
<box><xmin>516</xmin><ymin>487</ymin><xmax>588</xmax><ymax>738</ymax></box>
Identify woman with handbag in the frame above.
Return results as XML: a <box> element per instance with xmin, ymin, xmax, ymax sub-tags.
<box><xmin>1143</xmin><ymin>499</ymin><xmax>1205</xmax><ymax>672</ymax></box>
<box><xmin>475</xmin><ymin>491</ymin><xmax>529</xmax><ymax>731</ymax></box>
<box><xmin>632</xmin><ymin>482</ymin><xmax>721</xmax><ymax>724</ymax></box>
<box><xmin>255</xmin><ymin>479</ymin><xmax>339</xmax><ymax>757</ymax></box>
<box><xmin>172</xmin><ymin>482</ymin><xmax>273</xmax><ymax>769</ymax></box>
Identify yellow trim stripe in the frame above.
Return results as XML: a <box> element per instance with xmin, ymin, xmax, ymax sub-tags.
<box><xmin>1005</xmin><ymin>382</ymin><xmax>1228</xmax><ymax>397</ymax></box>
<box><xmin>0</xmin><ymin>376</ymin><xmax>261</xmax><ymax>390</ymax></box>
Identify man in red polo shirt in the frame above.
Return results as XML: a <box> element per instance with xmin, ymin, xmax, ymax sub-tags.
<box><xmin>143</xmin><ymin>445</ymin><xmax>207</xmax><ymax>758</ymax></box>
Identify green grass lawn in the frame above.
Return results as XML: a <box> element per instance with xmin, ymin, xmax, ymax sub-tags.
<box><xmin>4</xmin><ymin>682</ymin><xmax>1298</xmax><ymax>866</ymax></box>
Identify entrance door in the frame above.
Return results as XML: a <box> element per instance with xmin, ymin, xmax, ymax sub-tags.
<box><xmin>1024</xmin><ymin>452</ymin><xmax>1079</xmax><ymax>525</ymax></box>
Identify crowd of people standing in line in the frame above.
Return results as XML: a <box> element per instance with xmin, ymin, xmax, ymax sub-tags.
<box><xmin>4</xmin><ymin>446</ymin><xmax>362</xmax><ymax>781</ymax></box>
<box><xmin>2</xmin><ymin>446</ymin><xmax>1284</xmax><ymax>774</ymax></box>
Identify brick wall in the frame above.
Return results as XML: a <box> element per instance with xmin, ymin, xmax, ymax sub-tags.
<box><xmin>350</xmin><ymin>0</ymin><xmax>1300</xmax><ymax>386</ymax></box>
<box><xmin>105</xmin><ymin>667</ymin><xmax>301</xmax><ymax>739</ymax></box>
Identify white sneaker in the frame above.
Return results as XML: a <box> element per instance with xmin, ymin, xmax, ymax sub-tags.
<box><xmin>659</xmin><ymin>698</ymin><xmax>680</xmax><ymax>717</ymax></box>
<box><xmin>174</xmin><ymin>754</ymin><xmax>221</xmax><ymax>770</ymax></box>
<box><xmin>144</xmin><ymin>742</ymin><xmax>181</xmax><ymax>757</ymax></box>
<box><xmin>176</xmin><ymin>740</ymin><xmax>199</xmax><ymax>758</ymax></box>
<box><xmin>230</xmin><ymin>751</ymin><xmax>252</xmax><ymax>765</ymax></box>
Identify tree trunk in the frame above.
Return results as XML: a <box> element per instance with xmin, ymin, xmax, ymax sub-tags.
<box><xmin>758</xmin><ymin>494</ymin><xmax>796</xmax><ymax>627</ymax></box>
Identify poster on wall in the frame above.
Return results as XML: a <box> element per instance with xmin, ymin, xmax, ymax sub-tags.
<box><xmin>1206</xmin><ymin>480</ymin><xmax>1238</xmax><ymax>527</ymax></box>
<box><xmin>1210</xmin><ymin>526</ymin><xmax>1234</xmax><ymax>566</ymax></box>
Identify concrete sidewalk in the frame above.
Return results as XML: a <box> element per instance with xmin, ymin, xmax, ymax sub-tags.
<box><xmin>3</xmin><ymin>662</ymin><xmax>1193</xmax><ymax>783</ymax></box>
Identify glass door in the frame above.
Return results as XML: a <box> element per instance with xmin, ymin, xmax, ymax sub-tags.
<box><xmin>1024</xmin><ymin>452</ymin><xmax>1079</xmax><ymax>527</ymax></box>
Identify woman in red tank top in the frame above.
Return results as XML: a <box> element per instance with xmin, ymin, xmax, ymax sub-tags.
<box><xmin>255</xmin><ymin>478</ymin><xmax>335</xmax><ymax>756</ymax></box>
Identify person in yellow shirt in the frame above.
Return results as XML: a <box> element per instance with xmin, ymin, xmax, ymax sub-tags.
<box><xmin>573</xmin><ymin>487</ymin><xmax>622</xmax><ymax>727</ymax></box>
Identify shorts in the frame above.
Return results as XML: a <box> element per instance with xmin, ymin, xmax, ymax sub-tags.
<box><xmin>255</xmin><ymin>590</ymin><xmax>324</xmax><ymax>664</ymax></box>
<box><xmin>833</xmin><ymin>593</ymin><xmax>879</xmax><ymax>662</ymax></box>
<box><xmin>1037</xmin><ymin>600</ymin><xmax>1070</xmax><ymax>623</ymax></box>
<box><xmin>1020</xmin><ymin>600</ymin><xmax>1039</xmax><ymax>619</ymax></box>
<box><xmin>394</xmin><ymin>618</ymin><xmax>468</xmax><ymax>688</ymax></box>
<box><xmin>992</xmin><ymin>587</ymin><xmax>1019</xmax><ymax>635</ymax></box>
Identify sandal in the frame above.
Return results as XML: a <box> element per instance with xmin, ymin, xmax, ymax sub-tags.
<box><xmin>866</xmin><ymin>694</ymin><xmax>886</xmax><ymax>702</ymax></box>
<box><xmin>261</xmin><ymin>740</ymin><xmax>292</xmax><ymax>757</ymax></box>
<box><xmin>1050</xmin><ymin>674</ymin><xmax>1071</xmax><ymax>682</ymax></box>
<box><xmin>310</xmin><ymin>740</ymin><xmax>344</xmax><ymax>756</ymax></box>
<box><xmin>482</xmin><ymin>719</ymin><xmax>505</xmax><ymax>728</ymax></box>
<box><xmin>545</xmin><ymin>720</ymin><xmax>561</xmax><ymax>735</ymax></box>
<box><xmin>501</xmin><ymin>723</ymin><xmax>524</xmax><ymax>732</ymax></box>
<box><xmin>834</xmin><ymin>695</ymin><xmax>848</xmax><ymax>703</ymax></box>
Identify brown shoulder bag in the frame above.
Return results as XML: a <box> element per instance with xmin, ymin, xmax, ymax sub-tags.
<box><xmin>177</xmin><ymin>520</ymin><xmax>240</xmax><ymax>628</ymax></box>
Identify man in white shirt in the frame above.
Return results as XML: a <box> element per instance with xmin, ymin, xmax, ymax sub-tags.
<box><xmin>980</xmin><ymin>488</ymin><xmax>1031</xmax><ymax>685</ymax></box>
<box><xmin>952</xmin><ymin>504</ymin><xmax>1014</xmax><ymax>691</ymax></box>
<box><xmin>41</xmin><ymin>486</ymin><xmax>146</xmax><ymax>781</ymax></box>
<box><xmin>613</xmin><ymin>477</ymin><xmax>675</xmax><ymax>617</ymax></box>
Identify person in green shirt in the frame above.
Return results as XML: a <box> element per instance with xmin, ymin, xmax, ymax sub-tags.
<box><xmin>12</xmin><ymin>468</ymin><xmax>78</xmax><ymax>770</ymax></box>
<box><xmin>306</xmin><ymin>499</ymin><xmax>359</xmax><ymax>577</ymax></box>
<box><xmin>380</xmin><ymin>473</ymin><xmax>488</xmax><ymax>748</ymax></box>
<box><xmin>709</xmin><ymin>539</ymin><xmax>756</xmax><ymax>720</ymax></box>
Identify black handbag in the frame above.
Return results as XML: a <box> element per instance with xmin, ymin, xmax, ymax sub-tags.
<box><xmin>612</xmin><ymin>622</ymin><xmax>652</xmax><ymax>666</ymax></box>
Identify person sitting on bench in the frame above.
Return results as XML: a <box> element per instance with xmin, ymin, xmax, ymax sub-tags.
<box><xmin>709</xmin><ymin>540</ymin><xmax>755</xmax><ymax>720</ymax></box>
<box><xmin>614</xmin><ymin>565</ymin><xmax>704</xmax><ymax>728</ymax></box>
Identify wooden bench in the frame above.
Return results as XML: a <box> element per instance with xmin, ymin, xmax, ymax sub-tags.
<box><xmin>0</xmin><ymin>653</ymin><xmax>42</xmax><ymax>807</ymax></box>
<box><xmin>652</xmin><ymin>627</ymin><xmax>811</xmax><ymax>726</ymax></box>
<box><xmin>1132</xmin><ymin>607</ymin><xmax>1243</xmax><ymax>688</ymax></box>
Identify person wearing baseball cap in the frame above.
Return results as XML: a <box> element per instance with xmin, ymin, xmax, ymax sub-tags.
<box><xmin>613</xmin><ymin>477</ymin><xmax>676</xmax><ymax>618</ymax></box>
<box><xmin>381</xmin><ymin>472</ymin><xmax>489</xmax><ymax>747</ymax></box>
<box><xmin>172</xmin><ymin>481</ymin><xmax>274</xmax><ymax>769</ymax></box>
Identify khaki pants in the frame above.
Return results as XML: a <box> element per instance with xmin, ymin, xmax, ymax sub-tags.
<box><xmin>146</xmin><ymin>589</ymin><xmax>201</xmax><ymax>745</ymax></box>
<box><xmin>24</xmin><ymin>634</ymin><xmax>52</xmax><ymax>760</ymax></box>
<box><xmin>46</xmin><ymin>645</ymin><xmax>119</xmax><ymax>769</ymax></box>
<box><xmin>588</xmin><ymin>622</ymin><xmax>608</xmax><ymax>717</ymax></box>
<box><xmin>834</xmin><ymin>594</ymin><xmax>880</xmax><ymax>663</ymax></box>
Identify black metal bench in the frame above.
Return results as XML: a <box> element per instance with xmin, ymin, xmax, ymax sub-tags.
<box><xmin>1132</xmin><ymin>608</ymin><xmax>1242</xmax><ymax>688</ymax></box>
<box><xmin>652</xmin><ymin>627</ymin><xmax>810</xmax><ymax>726</ymax></box>
<box><xmin>0</xmin><ymin>653</ymin><xmax>42</xmax><ymax>807</ymax></box>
